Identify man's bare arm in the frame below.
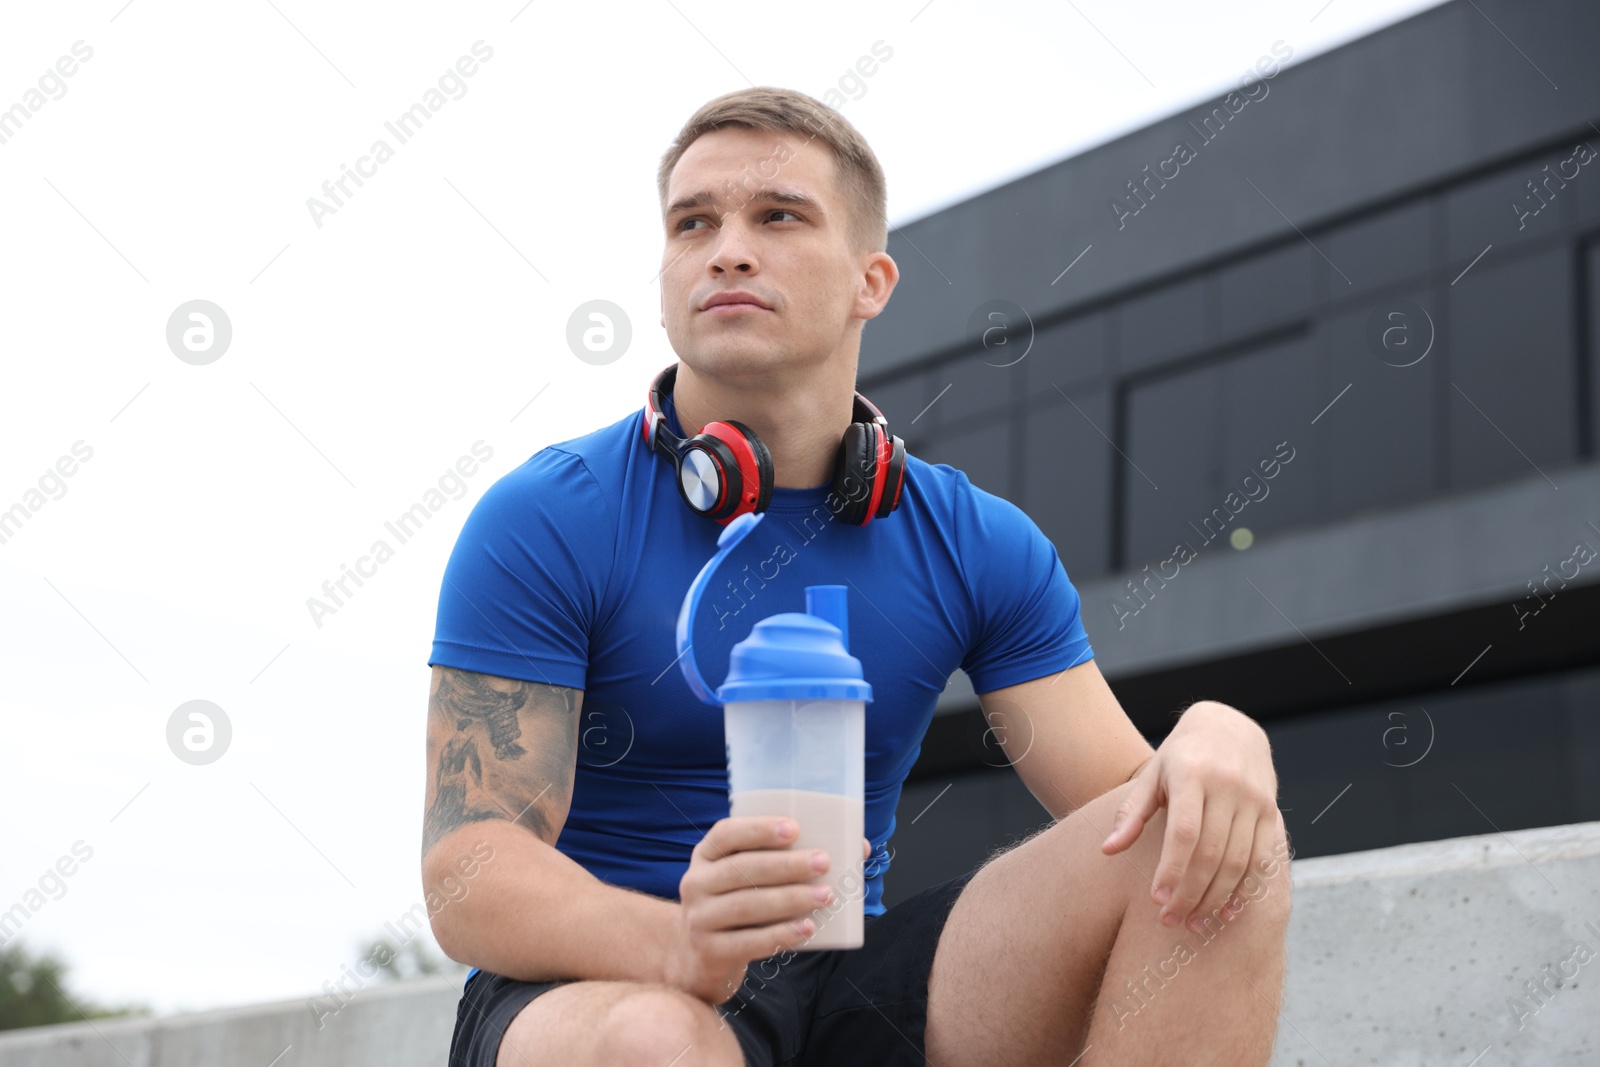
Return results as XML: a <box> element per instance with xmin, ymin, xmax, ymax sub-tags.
<box><xmin>422</xmin><ymin>666</ymin><xmax>577</xmax><ymax>856</ymax></box>
<box><xmin>420</xmin><ymin>666</ymin><xmax>681</xmax><ymax>983</ymax></box>
<box><xmin>979</xmin><ymin>659</ymin><xmax>1156</xmax><ymax>820</ymax></box>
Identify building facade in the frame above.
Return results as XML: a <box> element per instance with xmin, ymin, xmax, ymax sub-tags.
<box><xmin>871</xmin><ymin>0</ymin><xmax>1600</xmax><ymax>903</ymax></box>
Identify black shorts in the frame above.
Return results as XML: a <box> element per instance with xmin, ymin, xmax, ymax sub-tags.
<box><xmin>447</xmin><ymin>864</ymin><xmax>980</xmax><ymax>1067</ymax></box>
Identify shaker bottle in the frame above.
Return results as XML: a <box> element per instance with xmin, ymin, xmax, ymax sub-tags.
<box><xmin>677</xmin><ymin>511</ymin><xmax>872</xmax><ymax>950</ymax></box>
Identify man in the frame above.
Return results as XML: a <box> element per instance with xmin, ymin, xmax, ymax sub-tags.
<box><xmin>424</xmin><ymin>86</ymin><xmax>1290</xmax><ymax>1067</ymax></box>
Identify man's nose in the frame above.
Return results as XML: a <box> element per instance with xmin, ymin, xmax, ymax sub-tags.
<box><xmin>707</xmin><ymin>221</ymin><xmax>757</xmax><ymax>274</ymax></box>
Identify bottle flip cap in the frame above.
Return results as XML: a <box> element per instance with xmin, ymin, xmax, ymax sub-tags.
<box><xmin>676</xmin><ymin>511</ymin><xmax>873</xmax><ymax>706</ymax></box>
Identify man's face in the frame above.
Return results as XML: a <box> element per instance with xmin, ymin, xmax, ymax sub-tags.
<box><xmin>659</xmin><ymin>126</ymin><xmax>885</xmax><ymax>383</ymax></box>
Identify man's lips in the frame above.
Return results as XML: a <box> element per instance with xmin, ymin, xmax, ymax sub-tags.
<box><xmin>700</xmin><ymin>301</ymin><xmax>771</xmax><ymax>314</ymax></box>
<box><xmin>700</xmin><ymin>291</ymin><xmax>773</xmax><ymax>313</ymax></box>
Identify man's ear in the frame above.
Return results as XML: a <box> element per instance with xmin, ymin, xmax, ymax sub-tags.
<box><xmin>854</xmin><ymin>251</ymin><xmax>900</xmax><ymax>322</ymax></box>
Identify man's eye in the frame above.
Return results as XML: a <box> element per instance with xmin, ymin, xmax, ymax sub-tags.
<box><xmin>768</xmin><ymin>210</ymin><xmax>800</xmax><ymax>222</ymax></box>
<box><xmin>677</xmin><ymin>217</ymin><xmax>709</xmax><ymax>231</ymax></box>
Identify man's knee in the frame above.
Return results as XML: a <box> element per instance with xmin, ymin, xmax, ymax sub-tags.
<box><xmin>1094</xmin><ymin>779</ymin><xmax>1173</xmax><ymax>878</ymax></box>
<box><xmin>595</xmin><ymin>986</ymin><xmax>734</xmax><ymax>1067</ymax></box>
<box><xmin>1196</xmin><ymin>821</ymin><xmax>1294</xmax><ymax>947</ymax></box>
<box><xmin>1091</xmin><ymin>781</ymin><xmax>1294</xmax><ymax>924</ymax></box>
<box><xmin>497</xmin><ymin>981</ymin><xmax>740</xmax><ymax>1067</ymax></box>
<box><xmin>1233</xmin><ymin>823</ymin><xmax>1294</xmax><ymax>928</ymax></box>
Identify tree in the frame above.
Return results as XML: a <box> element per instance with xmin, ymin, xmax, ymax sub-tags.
<box><xmin>0</xmin><ymin>943</ymin><xmax>146</xmax><ymax>1032</ymax></box>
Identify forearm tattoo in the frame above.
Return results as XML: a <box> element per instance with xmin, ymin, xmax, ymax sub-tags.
<box><xmin>423</xmin><ymin>668</ymin><xmax>579</xmax><ymax>858</ymax></box>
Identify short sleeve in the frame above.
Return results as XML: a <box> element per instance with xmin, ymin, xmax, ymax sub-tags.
<box><xmin>954</xmin><ymin>475</ymin><xmax>1094</xmax><ymax>694</ymax></box>
<box><xmin>428</xmin><ymin>448</ymin><xmax>615</xmax><ymax>689</ymax></box>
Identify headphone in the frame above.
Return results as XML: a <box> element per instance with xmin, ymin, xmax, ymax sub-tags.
<box><xmin>642</xmin><ymin>362</ymin><xmax>907</xmax><ymax>527</ymax></box>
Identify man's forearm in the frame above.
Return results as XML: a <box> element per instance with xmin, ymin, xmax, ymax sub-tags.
<box><xmin>427</xmin><ymin>820</ymin><xmax>681</xmax><ymax>986</ymax></box>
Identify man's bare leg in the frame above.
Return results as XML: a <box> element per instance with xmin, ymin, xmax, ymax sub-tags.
<box><xmin>492</xmin><ymin>979</ymin><xmax>746</xmax><ymax>1067</ymax></box>
<box><xmin>924</xmin><ymin>777</ymin><xmax>1291</xmax><ymax>1066</ymax></box>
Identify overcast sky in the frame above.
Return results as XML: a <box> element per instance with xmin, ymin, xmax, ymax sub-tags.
<box><xmin>0</xmin><ymin>0</ymin><xmax>1448</xmax><ymax>1019</ymax></box>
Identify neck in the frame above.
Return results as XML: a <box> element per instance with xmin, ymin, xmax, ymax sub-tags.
<box><xmin>671</xmin><ymin>360</ymin><xmax>858</xmax><ymax>489</ymax></box>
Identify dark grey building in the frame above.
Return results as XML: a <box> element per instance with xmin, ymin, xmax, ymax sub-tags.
<box><xmin>873</xmin><ymin>0</ymin><xmax>1600</xmax><ymax>903</ymax></box>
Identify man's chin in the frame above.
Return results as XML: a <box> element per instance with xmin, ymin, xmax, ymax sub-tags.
<box><xmin>677</xmin><ymin>348</ymin><xmax>809</xmax><ymax>384</ymax></box>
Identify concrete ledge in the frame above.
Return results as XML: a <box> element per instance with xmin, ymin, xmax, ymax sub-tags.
<box><xmin>4</xmin><ymin>821</ymin><xmax>1597</xmax><ymax>1065</ymax></box>
<box><xmin>938</xmin><ymin>462</ymin><xmax>1600</xmax><ymax>716</ymax></box>
<box><xmin>1272</xmin><ymin>820</ymin><xmax>1600</xmax><ymax>1065</ymax></box>
<box><xmin>1290</xmin><ymin>818</ymin><xmax>1600</xmax><ymax>887</ymax></box>
<box><xmin>0</xmin><ymin>971</ymin><xmax>467</xmax><ymax>1067</ymax></box>
<box><xmin>1079</xmin><ymin>461</ymin><xmax>1600</xmax><ymax>678</ymax></box>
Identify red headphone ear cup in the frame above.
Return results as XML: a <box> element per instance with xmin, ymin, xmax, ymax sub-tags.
<box><xmin>720</xmin><ymin>420</ymin><xmax>772</xmax><ymax>514</ymax></box>
<box><xmin>701</xmin><ymin>420</ymin><xmax>770</xmax><ymax>519</ymax></box>
<box><xmin>675</xmin><ymin>437</ymin><xmax>740</xmax><ymax>518</ymax></box>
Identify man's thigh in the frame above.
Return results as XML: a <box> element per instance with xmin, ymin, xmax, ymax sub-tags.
<box><xmin>452</xmin><ymin>973</ymin><xmax>746</xmax><ymax>1067</ymax></box>
<box><xmin>923</xmin><ymin>779</ymin><xmax>1160</xmax><ymax>1064</ymax></box>
<box><xmin>797</xmin><ymin>870</ymin><xmax>979</xmax><ymax>1066</ymax></box>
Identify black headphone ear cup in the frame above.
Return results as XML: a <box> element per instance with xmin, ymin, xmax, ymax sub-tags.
<box><xmin>832</xmin><ymin>422</ymin><xmax>877</xmax><ymax>526</ymax></box>
<box><xmin>721</xmin><ymin>420</ymin><xmax>773</xmax><ymax>514</ymax></box>
<box><xmin>877</xmin><ymin>434</ymin><xmax>906</xmax><ymax>518</ymax></box>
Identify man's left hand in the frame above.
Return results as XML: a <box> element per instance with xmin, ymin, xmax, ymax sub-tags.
<box><xmin>1098</xmin><ymin>700</ymin><xmax>1282</xmax><ymax>931</ymax></box>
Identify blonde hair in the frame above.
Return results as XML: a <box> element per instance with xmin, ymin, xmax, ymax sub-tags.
<box><xmin>657</xmin><ymin>87</ymin><xmax>888</xmax><ymax>254</ymax></box>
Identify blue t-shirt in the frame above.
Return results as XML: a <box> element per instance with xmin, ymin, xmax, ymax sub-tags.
<box><xmin>429</xmin><ymin>394</ymin><xmax>1093</xmax><ymax>982</ymax></box>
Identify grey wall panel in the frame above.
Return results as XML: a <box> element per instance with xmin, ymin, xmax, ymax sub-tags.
<box><xmin>870</xmin><ymin>207</ymin><xmax>980</xmax><ymax>374</ymax></box>
<box><xmin>1443</xmin><ymin>146</ymin><xmax>1579</xmax><ymax>265</ymax></box>
<box><xmin>918</xmin><ymin>418</ymin><xmax>1013</xmax><ymax>501</ymax></box>
<box><xmin>1266</xmin><ymin>666</ymin><xmax>1600</xmax><ymax>858</ymax></box>
<box><xmin>1579</xmin><ymin>151</ymin><xmax>1600</xmax><ymax>225</ymax></box>
<box><xmin>1563</xmin><ymin>670</ymin><xmax>1600</xmax><ymax>821</ymax></box>
<box><xmin>1447</xmin><ymin>248</ymin><xmax>1577</xmax><ymax>489</ymax></box>
<box><xmin>868</xmin><ymin>1</ymin><xmax>1600</xmax><ymax>376</ymax></box>
<box><xmin>882</xmin><ymin>769</ymin><xmax>1049</xmax><ymax>907</ymax></box>
<box><xmin>857</xmin><ymin>366</ymin><xmax>929</xmax><ymax>430</ymax></box>
<box><xmin>932</xmin><ymin>349</ymin><xmax>1020</xmax><ymax>427</ymax></box>
<box><xmin>1120</xmin><ymin>337</ymin><xmax>1321</xmax><ymax>569</ymax></box>
<box><xmin>1319</xmin><ymin>199</ymin><xmax>1436</xmax><ymax>298</ymax></box>
<box><xmin>1124</xmin><ymin>363</ymin><xmax>1224</xmax><ymax>566</ymax></box>
<box><xmin>1117</xmin><ymin>275</ymin><xmax>1209</xmax><ymax>374</ymax></box>
<box><xmin>1459</xmin><ymin>1</ymin><xmax>1588</xmax><ymax>148</ymax></box>
<box><xmin>1217</xmin><ymin>336</ymin><xmax>1321</xmax><ymax>539</ymax></box>
<box><xmin>1021</xmin><ymin>386</ymin><xmax>1113</xmax><ymax>580</ymax></box>
<box><xmin>1589</xmin><ymin>241</ymin><xmax>1600</xmax><ymax>458</ymax></box>
<box><xmin>1214</xmin><ymin>242</ymin><xmax>1315</xmax><ymax>341</ymax></box>
<box><xmin>1021</xmin><ymin>311</ymin><xmax>1110</xmax><ymax>398</ymax></box>
<box><xmin>1390</xmin><ymin>681</ymin><xmax>1580</xmax><ymax>842</ymax></box>
<box><xmin>1310</xmin><ymin>295</ymin><xmax>1439</xmax><ymax>518</ymax></box>
<box><xmin>1265</xmin><ymin>701</ymin><xmax>1410</xmax><ymax>855</ymax></box>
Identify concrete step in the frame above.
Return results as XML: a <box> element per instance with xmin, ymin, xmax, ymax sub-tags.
<box><xmin>2</xmin><ymin>819</ymin><xmax>1596</xmax><ymax>1065</ymax></box>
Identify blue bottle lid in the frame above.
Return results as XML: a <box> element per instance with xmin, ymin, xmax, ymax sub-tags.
<box><xmin>676</xmin><ymin>513</ymin><xmax>873</xmax><ymax>706</ymax></box>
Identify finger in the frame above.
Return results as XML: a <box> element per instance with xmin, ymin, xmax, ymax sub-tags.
<box><xmin>1249</xmin><ymin>808</ymin><xmax>1289</xmax><ymax>891</ymax></box>
<box><xmin>863</xmin><ymin>837</ymin><xmax>870</xmax><ymax>860</ymax></box>
<box><xmin>697</xmin><ymin>913</ymin><xmax>822</xmax><ymax>964</ymax></box>
<box><xmin>695</xmin><ymin>845</ymin><xmax>827</xmax><ymax>897</ymax></box>
<box><xmin>1218</xmin><ymin>809</ymin><xmax>1285</xmax><ymax>922</ymax></box>
<box><xmin>1150</xmin><ymin>783</ymin><xmax>1205</xmax><ymax>918</ymax></box>
<box><xmin>1102</xmin><ymin>770</ymin><xmax>1161</xmax><ymax>854</ymax></box>
<box><xmin>1162</xmin><ymin>793</ymin><xmax>1231</xmax><ymax>927</ymax></box>
<box><xmin>694</xmin><ymin>880</ymin><xmax>834</xmax><ymax>934</ymax></box>
<box><xmin>696</xmin><ymin>816</ymin><xmax>797</xmax><ymax>864</ymax></box>
<box><xmin>1186</xmin><ymin>809</ymin><xmax>1254</xmax><ymax>932</ymax></box>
